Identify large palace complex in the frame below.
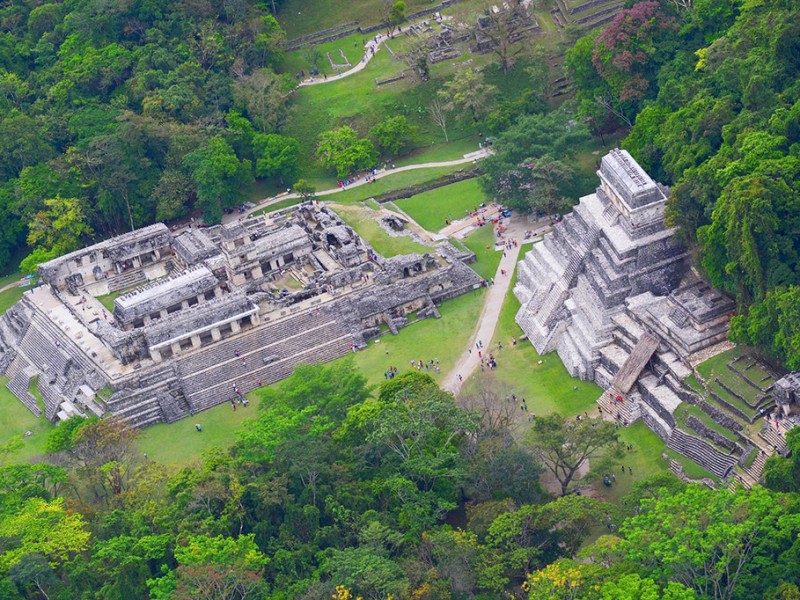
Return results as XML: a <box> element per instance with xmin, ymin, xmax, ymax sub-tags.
<box><xmin>0</xmin><ymin>205</ymin><xmax>481</xmax><ymax>427</ymax></box>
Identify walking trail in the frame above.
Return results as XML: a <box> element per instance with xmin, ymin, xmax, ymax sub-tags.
<box><xmin>222</xmin><ymin>148</ymin><xmax>490</xmax><ymax>225</ymax></box>
<box><xmin>440</xmin><ymin>218</ymin><xmax>528</xmax><ymax>396</ymax></box>
<box><xmin>297</xmin><ymin>33</ymin><xmax>388</xmax><ymax>87</ymax></box>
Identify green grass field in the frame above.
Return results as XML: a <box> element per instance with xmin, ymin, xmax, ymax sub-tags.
<box><xmin>396</xmin><ymin>178</ymin><xmax>488</xmax><ymax>233</ymax></box>
<box><xmin>330</xmin><ymin>203</ymin><xmax>431</xmax><ymax>257</ymax></box>
<box><xmin>0</xmin><ymin>286</ymin><xmax>24</xmax><ymax>316</ymax></box>
<box><xmin>462</xmin><ymin>225</ymin><xmax>504</xmax><ymax>281</ymax></box>
<box><xmin>96</xmin><ymin>291</ymin><xmax>121</xmax><ymax>312</ymax></box>
<box><xmin>0</xmin><ymin>377</ymin><xmax>53</xmax><ymax>464</ymax></box>
<box><xmin>395</xmin><ymin>137</ymin><xmax>481</xmax><ymax>167</ymax></box>
<box><xmin>340</xmin><ymin>288</ymin><xmax>486</xmax><ymax>388</ymax></box>
<box><xmin>277</xmin><ymin>0</ymin><xmax>431</xmax><ymax>39</ymax></box>
<box><xmin>138</xmin><ymin>399</ymin><xmax>256</xmax><ymax>467</ymax></box>
<box><xmin>465</xmin><ymin>275</ymin><xmax>602</xmax><ymax>418</ymax></box>
<box><xmin>323</xmin><ymin>164</ymin><xmax>468</xmax><ymax>204</ymax></box>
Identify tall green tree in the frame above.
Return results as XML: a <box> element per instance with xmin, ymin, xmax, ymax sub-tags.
<box><xmin>184</xmin><ymin>136</ymin><xmax>253</xmax><ymax>224</ymax></box>
<box><xmin>526</xmin><ymin>414</ymin><xmax>620</xmax><ymax>496</ymax></box>
<box><xmin>27</xmin><ymin>195</ymin><xmax>94</xmax><ymax>256</ymax></box>
<box><xmin>438</xmin><ymin>69</ymin><xmax>497</xmax><ymax>123</ymax></box>
<box><xmin>316</xmin><ymin>126</ymin><xmax>377</xmax><ymax>177</ymax></box>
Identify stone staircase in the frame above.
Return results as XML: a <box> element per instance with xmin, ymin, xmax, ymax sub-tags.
<box><xmin>5</xmin><ymin>355</ymin><xmax>41</xmax><ymax>417</ymax></box>
<box><xmin>596</xmin><ymin>386</ymin><xmax>640</xmax><ymax>424</ymax></box>
<box><xmin>177</xmin><ymin>310</ymin><xmax>355</xmax><ymax>413</ymax></box>
<box><xmin>667</xmin><ymin>428</ymin><xmax>737</xmax><ymax>479</ymax></box>
<box><xmin>743</xmin><ymin>448</ymin><xmax>770</xmax><ymax>484</ymax></box>
<box><xmin>759</xmin><ymin>423</ymin><xmax>787</xmax><ymax>454</ymax></box>
<box><xmin>107</xmin><ymin>269</ymin><xmax>147</xmax><ymax>293</ymax></box>
<box><xmin>18</xmin><ymin>324</ymin><xmax>71</xmax><ymax>379</ymax></box>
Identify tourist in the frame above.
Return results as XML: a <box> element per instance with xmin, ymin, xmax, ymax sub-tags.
<box><xmin>195</xmin><ymin>423</ymin><xmax>202</xmax><ymax>432</ymax></box>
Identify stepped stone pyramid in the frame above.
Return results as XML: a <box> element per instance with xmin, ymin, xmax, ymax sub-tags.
<box><xmin>513</xmin><ymin>149</ymin><xmax>768</xmax><ymax>482</ymax></box>
<box><xmin>514</xmin><ymin>148</ymin><xmax>687</xmax><ymax>380</ymax></box>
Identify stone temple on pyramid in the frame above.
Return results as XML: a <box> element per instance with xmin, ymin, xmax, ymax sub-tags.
<box><xmin>513</xmin><ymin>149</ymin><xmax>766</xmax><ymax>480</ymax></box>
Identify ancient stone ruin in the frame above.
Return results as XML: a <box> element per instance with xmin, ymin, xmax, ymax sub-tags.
<box><xmin>0</xmin><ymin>205</ymin><xmax>482</xmax><ymax>427</ymax></box>
<box><xmin>514</xmin><ymin>149</ymin><xmax>787</xmax><ymax>485</ymax></box>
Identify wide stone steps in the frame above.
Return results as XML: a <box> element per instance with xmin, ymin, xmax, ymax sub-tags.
<box><xmin>667</xmin><ymin>428</ymin><xmax>737</xmax><ymax>479</ymax></box>
<box><xmin>186</xmin><ymin>334</ymin><xmax>354</xmax><ymax>413</ymax></box>
<box><xmin>18</xmin><ymin>324</ymin><xmax>71</xmax><ymax>377</ymax></box>
<box><xmin>30</xmin><ymin>311</ymin><xmax>100</xmax><ymax>378</ymax></box>
<box><xmin>178</xmin><ymin>310</ymin><xmax>330</xmax><ymax>373</ymax></box>
<box><xmin>744</xmin><ymin>448</ymin><xmax>770</xmax><ymax>483</ymax></box>
<box><xmin>596</xmin><ymin>386</ymin><xmax>639</xmax><ymax>425</ymax></box>
<box><xmin>181</xmin><ymin>320</ymin><xmax>349</xmax><ymax>398</ymax></box>
<box><xmin>5</xmin><ymin>356</ymin><xmax>41</xmax><ymax>417</ymax></box>
<box><xmin>107</xmin><ymin>269</ymin><xmax>147</xmax><ymax>293</ymax></box>
<box><xmin>759</xmin><ymin>424</ymin><xmax>787</xmax><ymax>454</ymax></box>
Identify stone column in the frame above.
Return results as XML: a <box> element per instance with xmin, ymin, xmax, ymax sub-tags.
<box><xmin>182</xmin><ymin>300</ymin><xmax>190</xmax><ymax>309</ymax></box>
<box><xmin>252</xmin><ymin>266</ymin><xmax>263</xmax><ymax>279</ymax></box>
<box><xmin>230</xmin><ymin>319</ymin><xmax>241</xmax><ymax>334</ymax></box>
<box><xmin>214</xmin><ymin>287</ymin><xmax>224</xmax><ymax>298</ymax></box>
<box><xmin>191</xmin><ymin>335</ymin><xmax>201</xmax><ymax>349</ymax></box>
<box><xmin>197</xmin><ymin>294</ymin><xmax>205</xmax><ymax>304</ymax></box>
<box><xmin>171</xmin><ymin>342</ymin><xmax>182</xmax><ymax>355</ymax></box>
<box><xmin>211</xmin><ymin>327</ymin><xmax>222</xmax><ymax>341</ymax></box>
<box><xmin>150</xmin><ymin>348</ymin><xmax>162</xmax><ymax>362</ymax></box>
<box><xmin>160</xmin><ymin>309</ymin><xmax>168</xmax><ymax>319</ymax></box>
<box><xmin>249</xmin><ymin>313</ymin><xmax>259</xmax><ymax>326</ymax></box>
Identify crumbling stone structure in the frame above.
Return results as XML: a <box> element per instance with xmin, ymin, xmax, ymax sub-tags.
<box><xmin>0</xmin><ymin>206</ymin><xmax>481</xmax><ymax>427</ymax></box>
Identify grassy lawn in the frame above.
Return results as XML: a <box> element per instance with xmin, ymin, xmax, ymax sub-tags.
<box><xmin>395</xmin><ymin>137</ymin><xmax>482</xmax><ymax>167</ymax></box>
<box><xmin>462</xmin><ymin>277</ymin><xmax>602</xmax><ymax>418</ymax></box>
<box><xmin>592</xmin><ymin>421</ymin><xmax>673</xmax><ymax>503</ymax></box>
<box><xmin>462</xmin><ymin>224</ymin><xmax>504</xmax><ymax>281</ymax></box>
<box><xmin>96</xmin><ymin>291</ymin><xmax>122</xmax><ymax>312</ymax></box>
<box><xmin>334</xmin><ymin>288</ymin><xmax>486</xmax><ymax>388</ymax></box>
<box><xmin>138</xmin><ymin>399</ymin><xmax>256</xmax><ymax>467</ymax></box>
<box><xmin>0</xmin><ymin>271</ymin><xmax>23</xmax><ymax>288</ymax></box>
<box><xmin>0</xmin><ymin>377</ymin><xmax>53</xmax><ymax>464</ymax></box>
<box><xmin>277</xmin><ymin>0</ymin><xmax>431</xmax><ymax>39</ymax></box>
<box><xmin>251</xmin><ymin>197</ymin><xmax>303</xmax><ymax>217</ymax></box>
<box><xmin>0</xmin><ymin>286</ymin><xmax>24</xmax><ymax>316</ymax></box>
<box><xmin>281</xmin><ymin>33</ymin><xmax>366</xmax><ymax>76</ymax></box>
<box><xmin>396</xmin><ymin>178</ymin><xmax>489</xmax><ymax>233</ymax></box>
<box><xmin>329</xmin><ymin>203</ymin><xmax>432</xmax><ymax>257</ymax></box>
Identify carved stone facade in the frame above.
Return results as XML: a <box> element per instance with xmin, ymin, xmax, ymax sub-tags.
<box><xmin>0</xmin><ymin>205</ymin><xmax>482</xmax><ymax>427</ymax></box>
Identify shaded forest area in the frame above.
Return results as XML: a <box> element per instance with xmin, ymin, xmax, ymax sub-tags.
<box><xmin>0</xmin><ymin>0</ymin><xmax>293</xmax><ymax>271</ymax></box>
